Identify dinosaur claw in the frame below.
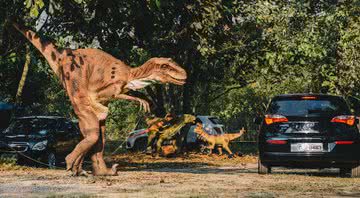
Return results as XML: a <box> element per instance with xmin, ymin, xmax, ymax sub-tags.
<box><xmin>111</xmin><ymin>164</ymin><xmax>119</xmax><ymax>175</ymax></box>
<box><xmin>78</xmin><ymin>170</ymin><xmax>90</xmax><ymax>177</ymax></box>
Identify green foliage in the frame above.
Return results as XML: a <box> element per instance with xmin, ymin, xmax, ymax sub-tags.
<box><xmin>24</xmin><ymin>0</ymin><xmax>44</xmax><ymax>18</ymax></box>
<box><xmin>106</xmin><ymin>100</ymin><xmax>145</xmax><ymax>140</ymax></box>
<box><xmin>1</xmin><ymin>0</ymin><xmax>360</xmax><ymax>141</ymax></box>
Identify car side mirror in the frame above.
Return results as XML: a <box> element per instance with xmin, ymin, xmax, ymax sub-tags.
<box><xmin>253</xmin><ymin>117</ymin><xmax>262</xmax><ymax>125</ymax></box>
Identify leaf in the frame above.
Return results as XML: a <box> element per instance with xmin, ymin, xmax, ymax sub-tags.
<box><xmin>30</xmin><ymin>6</ymin><xmax>39</xmax><ymax>18</ymax></box>
<box><xmin>73</xmin><ymin>0</ymin><xmax>83</xmax><ymax>4</ymax></box>
<box><xmin>35</xmin><ymin>0</ymin><xmax>44</xmax><ymax>9</ymax></box>
<box><xmin>155</xmin><ymin>0</ymin><xmax>161</xmax><ymax>9</ymax></box>
<box><xmin>24</xmin><ymin>0</ymin><xmax>32</xmax><ymax>9</ymax></box>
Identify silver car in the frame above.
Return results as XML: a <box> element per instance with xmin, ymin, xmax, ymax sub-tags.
<box><xmin>125</xmin><ymin>115</ymin><xmax>225</xmax><ymax>151</ymax></box>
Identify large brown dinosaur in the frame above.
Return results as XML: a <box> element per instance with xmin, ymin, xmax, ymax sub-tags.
<box><xmin>12</xmin><ymin>22</ymin><xmax>187</xmax><ymax>176</ymax></box>
<box><xmin>194</xmin><ymin>122</ymin><xmax>246</xmax><ymax>157</ymax></box>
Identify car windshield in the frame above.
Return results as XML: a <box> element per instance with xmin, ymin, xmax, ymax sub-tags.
<box><xmin>3</xmin><ymin>118</ymin><xmax>57</xmax><ymax>135</ymax></box>
<box><xmin>267</xmin><ymin>96</ymin><xmax>351</xmax><ymax>117</ymax></box>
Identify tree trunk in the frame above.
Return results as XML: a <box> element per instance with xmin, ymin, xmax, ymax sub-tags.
<box><xmin>182</xmin><ymin>50</ymin><xmax>193</xmax><ymax>114</ymax></box>
<box><xmin>15</xmin><ymin>44</ymin><xmax>30</xmax><ymax>104</ymax></box>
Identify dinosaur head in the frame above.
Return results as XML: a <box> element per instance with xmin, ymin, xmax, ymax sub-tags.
<box><xmin>182</xmin><ymin>114</ymin><xmax>196</xmax><ymax>124</ymax></box>
<box><xmin>127</xmin><ymin>58</ymin><xmax>187</xmax><ymax>90</ymax></box>
<box><xmin>150</xmin><ymin>58</ymin><xmax>187</xmax><ymax>85</ymax></box>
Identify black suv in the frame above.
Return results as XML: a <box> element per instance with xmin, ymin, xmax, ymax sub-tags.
<box><xmin>0</xmin><ymin>116</ymin><xmax>80</xmax><ymax>168</ymax></box>
<box><xmin>257</xmin><ymin>94</ymin><xmax>360</xmax><ymax>177</ymax></box>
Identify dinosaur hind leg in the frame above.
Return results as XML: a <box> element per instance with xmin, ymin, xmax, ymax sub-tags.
<box><xmin>65</xmin><ymin>109</ymin><xmax>99</xmax><ymax>173</ymax></box>
<box><xmin>146</xmin><ymin>132</ymin><xmax>156</xmax><ymax>154</ymax></box>
<box><xmin>207</xmin><ymin>143</ymin><xmax>215</xmax><ymax>155</ymax></box>
<box><xmin>70</xmin><ymin>131</ymin><xmax>88</xmax><ymax>176</ymax></box>
<box><xmin>155</xmin><ymin>138</ymin><xmax>164</xmax><ymax>157</ymax></box>
<box><xmin>223</xmin><ymin>144</ymin><xmax>234</xmax><ymax>158</ymax></box>
<box><xmin>217</xmin><ymin>146</ymin><xmax>223</xmax><ymax>155</ymax></box>
<box><xmin>70</xmin><ymin>155</ymin><xmax>88</xmax><ymax>176</ymax></box>
<box><xmin>89</xmin><ymin>121</ymin><xmax>118</xmax><ymax>176</ymax></box>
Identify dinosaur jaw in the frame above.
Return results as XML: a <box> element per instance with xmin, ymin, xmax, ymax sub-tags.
<box><xmin>152</xmin><ymin>72</ymin><xmax>187</xmax><ymax>86</ymax></box>
<box><xmin>167</xmin><ymin>75</ymin><xmax>186</xmax><ymax>85</ymax></box>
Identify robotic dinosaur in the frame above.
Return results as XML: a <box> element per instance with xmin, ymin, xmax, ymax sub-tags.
<box><xmin>194</xmin><ymin>122</ymin><xmax>246</xmax><ymax>157</ymax></box>
<box><xmin>12</xmin><ymin>22</ymin><xmax>187</xmax><ymax>176</ymax></box>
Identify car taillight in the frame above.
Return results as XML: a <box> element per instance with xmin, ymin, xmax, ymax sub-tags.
<box><xmin>266</xmin><ymin>140</ymin><xmax>287</xmax><ymax>144</ymax></box>
<box><xmin>264</xmin><ymin>114</ymin><xmax>288</xmax><ymax>125</ymax></box>
<box><xmin>331</xmin><ymin>115</ymin><xmax>355</xmax><ymax>126</ymax></box>
<box><xmin>335</xmin><ymin>141</ymin><xmax>354</xmax><ymax>145</ymax></box>
<box><xmin>301</xmin><ymin>96</ymin><xmax>317</xmax><ymax>100</ymax></box>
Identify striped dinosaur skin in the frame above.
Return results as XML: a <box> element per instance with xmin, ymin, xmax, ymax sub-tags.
<box><xmin>194</xmin><ymin>123</ymin><xmax>246</xmax><ymax>156</ymax></box>
<box><xmin>12</xmin><ymin>22</ymin><xmax>187</xmax><ymax>176</ymax></box>
<box><xmin>144</xmin><ymin>116</ymin><xmax>165</xmax><ymax>152</ymax></box>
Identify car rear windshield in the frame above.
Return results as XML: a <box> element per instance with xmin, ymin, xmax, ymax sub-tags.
<box><xmin>3</xmin><ymin>118</ymin><xmax>58</xmax><ymax>134</ymax></box>
<box><xmin>267</xmin><ymin>96</ymin><xmax>351</xmax><ymax>117</ymax></box>
<box><xmin>208</xmin><ymin>117</ymin><xmax>222</xmax><ymax>124</ymax></box>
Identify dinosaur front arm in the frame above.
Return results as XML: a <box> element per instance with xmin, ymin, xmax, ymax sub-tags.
<box><xmin>114</xmin><ymin>94</ymin><xmax>150</xmax><ymax>112</ymax></box>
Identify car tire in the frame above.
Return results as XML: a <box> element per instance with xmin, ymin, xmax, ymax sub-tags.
<box><xmin>258</xmin><ymin>158</ymin><xmax>271</xmax><ymax>174</ymax></box>
<box><xmin>339</xmin><ymin>168</ymin><xmax>350</xmax><ymax>177</ymax></box>
<box><xmin>134</xmin><ymin>138</ymin><xmax>147</xmax><ymax>152</ymax></box>
<box><xmin>339</xmin><ymin>166</ymin><xmax>360</xmax><ymax>178</ymax></box>
<box><xmin>351</xmin><ymin>165</ymin><xmax>360</xmax><ymax>178</ymax></box>
<box><xmin>46</xmin><ymin>151</ymin><xmax>57</xmax><ymax>169</ymax></box>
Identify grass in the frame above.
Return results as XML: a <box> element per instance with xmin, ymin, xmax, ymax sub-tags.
<box><xmin>0</xmin><ymin>155</ymin><xmax>30</xmax><ymax>171</ymax></box>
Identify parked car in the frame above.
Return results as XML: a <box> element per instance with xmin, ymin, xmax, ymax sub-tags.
<box><xmin>0</xmin><ymin>116</ymin><xmax>80</xmax><ymax>168</ymax></box>
<box><xmin>257</xmin><ymin>94</ymin><xmax>360</xmax><ymax>177</ymax></box>
<box><xmin>126</xmin><ymin>115</ymin><xmax>225</xmax><ymax>151</ymax></box>
<box><xmin>0</xmin><ymin>102</ymin><xmax>13</xmax><ymax>131</ymax></box>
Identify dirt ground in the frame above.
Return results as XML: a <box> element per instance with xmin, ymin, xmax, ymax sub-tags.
<box><xmin>1</xmin><ymin>153</ymin><xmax>360</xmax><ymax>198</ymax></box>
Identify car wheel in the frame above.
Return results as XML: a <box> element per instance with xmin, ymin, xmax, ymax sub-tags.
<box><xmin>134</xmin><ymin>138</ymin><xmax>147</xmax><ymax>152</ymax></box>
<box><xmin>351</xmin><ymin>165</ymin><xmax>360</xmax><ymax>177</ymax></box>
<box><xmin>339</xmin><ymin>168</ymin><xmax>351</xmax><ymax>177</ymax></box>
<box><xmin>46</xmin><ymin>152</ymin><xmax>57</xmax><ymax>169</ymax></box>
<box><xmin>258</xmin><ymin>158</ymin><xmax>271</xmax><ymax>174</ymax></box>
<box><xmin>339</xmin><ymin>166</ymin><xmax>360</xmax><ymax>178</ymax></box>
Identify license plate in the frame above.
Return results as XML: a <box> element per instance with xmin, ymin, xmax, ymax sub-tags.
<box><xmin>291</xmin><ymin>143</ymin><xmax>323</xmax><ymax>152</ymax></box>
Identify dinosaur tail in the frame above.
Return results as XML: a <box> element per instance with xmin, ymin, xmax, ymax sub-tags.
<box><xmin>12</xmin><ymin>22</ymin><xmax>61</xmax><ymax>75</ymax></box>
<box><xmin>226</xmin><ymin>128</ymin><xmax>246</xmax><ymax>141</ymax></box>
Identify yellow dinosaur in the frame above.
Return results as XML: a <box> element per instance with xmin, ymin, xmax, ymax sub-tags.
<box><xmin>194</xmin><ymin>122</ymin><xmax>246</xmax><ymax>157</ymax></box>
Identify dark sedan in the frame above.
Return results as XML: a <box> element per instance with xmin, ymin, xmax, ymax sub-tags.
<box><xmin>0</xmin><ymin>116</ymin><xmax>80</xmax><ymax>168</ymax></box>
<box><xmin>257</xmin><ymin>94</ymin><xmax>360</xmax><ymax>177</ymax></box>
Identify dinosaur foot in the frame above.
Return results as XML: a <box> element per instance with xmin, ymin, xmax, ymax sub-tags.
<box><xmin>236</xmin><ymin>151</ymin><xmax>244</xmax><ymax>157</ymax></box>
<box><xmin>145</xmin><ymin>149</ymin><xmax>152</xmax><ymax>155</ymax></box>
<box><xmin>65</xmin><ymin>155</ymin><xmax>75</xmax><ymax>171</ymax></box>
<box><xmin>68</xmin><ymin>170</ymin><xmax>90</xmax><ymax>177</ymax></box>
<box><xmin>78</xmin><ymin>170</ymin><xmax>90</xmax><ymax>177</ymax></box>
<box><xmin>228</xmin><ymin>154</ymin><xmax>235</xmax><ymax>159</ymax></box>
<box><xmin>93</xmin><ymin>164</ymin><xmax>119</xmax><ymax>176</ymax></box>
<box><xmin>151</xmin><ymin>153</ymin><xmax>160</xmax><ymax>158</ymax></box>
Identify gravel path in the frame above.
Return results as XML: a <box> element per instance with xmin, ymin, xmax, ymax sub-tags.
<box><xmin>1</xmin><ymin>154</ymin><xmax>360</xmax><ymax>197</ymax></box>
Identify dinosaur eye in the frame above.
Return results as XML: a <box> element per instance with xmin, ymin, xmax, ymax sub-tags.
<box><xmin>160</xmin><ymin>64</ymin><xmax>168</xmax><ymax>69</ymax></box>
